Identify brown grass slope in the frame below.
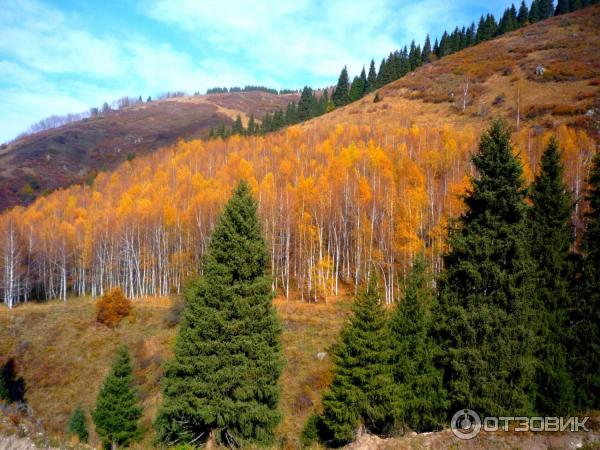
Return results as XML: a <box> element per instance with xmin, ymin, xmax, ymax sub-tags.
<box><xmin>0</xmin><ymin>91</ymin><xmax>298</xmax><ymax>212</ymax></box>
<box><xmin>308</xmin><ymin>5</ymin><xmax>600</xmax><ymax>138</ymax></box>
<box><xmin>0</xmin><ymin>296</ymin><xmax>349</xmax><ymax>449</ymax></box>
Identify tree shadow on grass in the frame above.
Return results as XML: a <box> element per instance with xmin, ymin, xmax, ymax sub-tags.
<box><xmin>1</xmin><ymin>358</ymin><xmax>26</xmax><ymax>403</ymax></box>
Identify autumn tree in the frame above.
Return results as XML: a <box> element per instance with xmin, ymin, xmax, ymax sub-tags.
<box><xmin>528</xmin><ymin>137</ymin><xmax>574</xmax><ymax>414</ymax></box>
<box><xmin>96</xmin><ymin>288</ymin><xmax>132</xmax><ymax>328</ymax></box>
<box><xmin>155</xmin><ymin>181</ymin><xmax>282</xmax><ymax>447</ymax></box>
<box><xmin>319</xmin><ymin>278</ymin><xmax>398</xmax><ymax>447</ymax></box>
<box><xmin>434</xmin><ymin>120</ymin><xmax>537</xmax><ymax>417</ymax></box>
<box><xmin>92</xmin><ymin>346</ymin><xmax>141</xmax><ymax>449</ymax></box>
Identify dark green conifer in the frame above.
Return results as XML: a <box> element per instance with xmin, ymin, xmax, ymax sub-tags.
<box><xmin>319</xmin><ymin>279</ymin><xmax>398</xmax><ymax>447</ymax></box>
<box><xmin>92</xmin><ymin>347</ymin><xmax>141</xmax><ymax>450</ymax></box>
<box><xmin>367</xmin><ymin>60</ymin><xmax>377</xmax><ymax>91</ymax></box>
<box><xmin>422</xmin><ymin>35</ymin><xmax>432</xmax><ymax>63</ymax></box>
<box><xmin>68</xmin><ymin>406</ymin><xmax>89</xmax><ymax>443</ymax></box>
<box><xmin>529</xmin><ymin>137</ymin><xmax>575</xmax><ymax>415</ymax></box>
<box><xmin>518</xmin><ymin>1</ymin><xmax>530</xmax><ymax>25</ymax></box>
<box><xmin>155</xmin><ymin>181</ymin><xmax>283</xmax><ymax>447</ymax></box>
<box><xmin>434</xmin><ymin>120</ymin><xmax>537</xmax><ymax>417</ymax></box>
<box><xmin>571</xmin><ymin>151</ymin><xmax>600</xmax><ymax>410</ymax></box>
<box><xmin>389</xmin><ymin>255</ymin><xmax>447</xmax><ymax>432</ymax></box>
<box><xmin>332</xmin><ymin>66</ymin><xmax>350</xmax><ymax>107</ymax></box>
<box><xmin>348</xmin><ymin>76</ymin><xmax>365</xmax><ymax>102</ymax></box>
<box><xmin>232</xmin><ymin>114</ymin><xmax>244</xmax><ymax>135</ymax></box>
<box><xmin>530</xmin><ymin>0</ymin><xmax>541</xmax><ymax>22</ymax></box>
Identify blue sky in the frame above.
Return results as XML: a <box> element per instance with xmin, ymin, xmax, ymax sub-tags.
<box><xmin>0</xmin><ymin>0</ymin><xmax>511</xmax><ymax>143</ymax></box>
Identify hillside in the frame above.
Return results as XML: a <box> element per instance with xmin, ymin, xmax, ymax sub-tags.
<box><xmin>0</xmin><ymin>91</ymin><xmax>299</xmax><ymax>212</ymax></box>
<box><xmin>0</xmin><ymin>295</ymin><xmax>349</xmax><ymax>448</ymax></box>
<box><xmin>1</xmin><ymin>5</ymin><xmax>600</xmax><ymax>450</ymax></box>
<box><xmin>312</xmin><ymin>5</ymin><xmax>600</xmax><ymax>136</ymax></box>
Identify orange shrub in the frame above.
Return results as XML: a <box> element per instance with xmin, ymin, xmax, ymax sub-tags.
<box><xmin>96</xmin><ymin>288</ymin><xmax>132</xmax><ymax>327</ymax></box>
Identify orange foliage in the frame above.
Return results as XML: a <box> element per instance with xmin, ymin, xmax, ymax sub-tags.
<box><xmin>96</xmin><ymin>288</ymin><xmax>132</xmax><ymax>327</ymax></box>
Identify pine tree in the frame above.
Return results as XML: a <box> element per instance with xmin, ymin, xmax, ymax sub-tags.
<box><xmin>319</xmin><ymin>279</ymin><xmax>398</xmax><ymax>447</ymax></box>
<box><xmin>332</xmin><ymin>66</ymin><xmax>350</xmax><ymax>107</ymax></box>
<box><xmin>155</xmin><ymin>181</ymin><xmax>283</xmax><ymax>447</ymax></box>
<box><xmin>348</xmin><ymin>76</ymin><xmax>365</xmax><ymax>102</ymax></box>
<box><xmin>556</xmin><ymin>0</ymin><xmax>571</xmax><ymax>13</ymax></box>
<box><xmin>298</xmin><ymin>86</ymin><xmax>316</xmax><ymax>121</ymax></box>
<box><xmin>529</xmin><ymin>137</ymin><xmax>575</xmax><ymax>415</ymax></box>
<box><xmin>376</xmin><ymin>58</ymin><xmax>387</xmax><ymax>87</ymax></box>
<box><xmin>92</xmin><ymin>346</ymin><xmax>141</xmax><ymax>449</ymax></box>
<box><xmin>232</xmin><ymin>114</ymin><xmax>244</xmax><ymax>135</ymax></box>
<box><xmin>539</xmin><ymin>0</ymin><xmax>555</xmax><ymax>18</ymax></box>
<box><xmin>518</xmin><ymin>1</ymin><xmax>530</xmax><ymax>25</ymax></box>
<box><xmin>530</xmin><ymin>0</ymin><xmax>541</xmax><ymax>22</ymax></box>
<box><xmin>367</xmin><ymin>60</ymin><xmax>377</xmax><ymax>92</ymax></box>
<box><xmin>68</xmin><ymin>406</ymin><xmax>89</xmax><ymax>443</ymax></box>
<box><xmin>434</xmin><ymin>120</ymin><xmax>537</xmax><ymax>417</ymax></box>
<box><xmin>571</xmin><ymin>151</ymin><xmax>600</xmax><ymax>410</ymax></box>
<box><xmin>389</xmin><ymin>255</ymin><xmax>447</xmax><ymax>433</ymax></box>
<box><xmin>246</xmin><ymin>114</ymin><xmax>256</xmax><ymax>135</ymax></box>
<box><xmin>422</xmin><ymin>35</ymin><xmax>432</xmax><ymax>63</ymax></box>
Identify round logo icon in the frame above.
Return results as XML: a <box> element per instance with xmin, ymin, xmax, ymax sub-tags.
<box><xmin>451</xmin><ymin>409</ymin><xmax>482</xmax><ymax>440</ymax></box>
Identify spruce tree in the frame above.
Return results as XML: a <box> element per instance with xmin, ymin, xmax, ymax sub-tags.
<box><xmin>332</xmin><ymin>66</ymin><xmax>350</xmax><ymax>107</ymax></box>
<box><xmin>556</xmin><ymin>0</ymin><xmax>571</xmax><ymax>13</ymax></box>
<box><xmin>422</xmin><ymin>35</ymin><xmax>432</xmax><ymax>63</ymax></box>
<box><xmin>348</xmin><ymin>76</ymin><xmax>365</xmax><ymax>102</ymax></box>
<box><xmin>529</xmin><ymin>137</ymin><xmax>575</xmax><ymax>414</ymax></box>
<box><xmin>434</xmin><ymin>120</ymin><xmax>537</xmax><ymax>417</ymax></box>
<box><xmin>571</xmin><ymin>151</ymin><xmax>600</xmax><ymax>410</ymax></box>
<box><xmin>518</xmin><ymin>1</ymin><xmax>530</xmax><ymax>25</ymax></box>
<box><xmin>529</xmin><ymin>0</ymin><xmax>541</xmax><ymax>22</ymax></box>
<box><xmin>389</xmin><ymin>255</ymin><xmax>447</xmax><ymax>433</ymax></box>
<box><xmin>298</xmin><ymin>86</ymin><xmax>315</xmax><ymax>121</ymax></box>
<box><xmin>319</xmin><ymin>279</ymin><xmax>398</xmax><ymax>447</ymax></box>
<box><xmin>68</xmin><ymin>406</ymin><xmax>89</xmax><ymax>443</ymax></box>
<box><xmin>92</xmin><ymin>346</ymin><xmax>141</xmax><ymax>449</ymax></box>
<box><xmin>367</xmin><ymin>60</ymin><xmax>377</xmax><ymax>92</ymax></box>
<box><xmin>155</xmin><ymin>181</ymin><xmax>282</xmax><ymax>447</ymax></box>
<box><xmin>232</xmin><ymin>114</ymin><xmax>244</xmax><ymax>135</ymax></box>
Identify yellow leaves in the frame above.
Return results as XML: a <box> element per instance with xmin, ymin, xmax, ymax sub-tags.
<box><xmin>358</xmin><ymin>177</ymin><xmax>372</xmax><ymax>205</ymax></box>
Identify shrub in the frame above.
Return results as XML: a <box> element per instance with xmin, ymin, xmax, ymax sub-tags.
<box><xmin>67</xmin><ymin>406</ymin><xmax>88</xmax><ymax>443</ymax></box>
<box><xmin>373</xmin><ymin>93</ymin><xmax>382</xmax><ymax>103</ymax></box>
<box><xmin>96</xmin><ymin>288</ymin><xmax>132</xmax><ymax>327</ymax></box>
<box><xmin>300</xmin><ymin>414</ymin><xmax>320</xmax><ymax>448</ymax></box>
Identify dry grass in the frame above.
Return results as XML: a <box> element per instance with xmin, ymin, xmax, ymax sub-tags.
<box><xmin>0</xmin><ymin>294</ymin><xmax>350</xmax><ymax>449</ymax></box>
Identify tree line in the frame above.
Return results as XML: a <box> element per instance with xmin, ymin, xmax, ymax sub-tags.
<box><xmin>208</xmin><ymin>87</ymin><xmax>332</xmax><ymax>138</ymax></box>
<box><xmin>206</xmin><ymin>85</ymin><xmax>299</xmax><ymax>95</ymax></box>
<box><xmin>0</xmin><ymin>122</ymin><xmax>594</xmax><ymax>308</ymax></box>
<box><xmin>328</xmin><ymin>0</ymin><xmax>598</xmax><ymax>107</ymax></box>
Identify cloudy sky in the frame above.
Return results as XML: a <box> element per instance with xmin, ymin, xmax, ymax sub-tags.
<box><xmin>0</xmin><ymin>0</ymin><xmax>510</xmax><ymax>143</ymax></box>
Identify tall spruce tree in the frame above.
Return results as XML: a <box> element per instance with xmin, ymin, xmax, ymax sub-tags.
<box><xmin>348</xmin><ymin>75</ymin><xmax>366</xmax><ymax>102</ymax></box>
<box><xmin>332</xmin><ymin>66</ymin><xmax>350</xmax><ymax>107</ymax></box>
<box><xmin>155</xmin><ymin>181</ymin><xmax>282</xmax><ymax>447</ymax></box>
<box><xmin>92</xmin><ymin>346</ymin><xmax>141</xmax><ymax>450</ymax></box>
<box><xmin>388</xmin><ymin>255</ymin><xmax>447</xmax><ymax>433</ymax></box>
<box><xmin>518</xmin><ymin>1</ymin><xmax>530</xmax><ymax>25</ymax></box>
<box><xmin>319</xmin><ymin>279</ymin><xmax>398</xmax><ymax>447</ymax></box>
<box><xmin>434</xmin><ymin>120</ymin><xmax>537</xmax><ymax>417</ymax></box>
<box><xmin>529</xmin><ymin>137</ymin><xmax>575</xmax><ymax>415</ymax></box>
<box><xmin>571</xmin><ymin>151</ymin><xmax>600</xmax><ymax>410</ymax></box>
<box><xmin>367</xmin><ymin>60</ymin><xmax>378</xmax><ymax>92</ymax></box>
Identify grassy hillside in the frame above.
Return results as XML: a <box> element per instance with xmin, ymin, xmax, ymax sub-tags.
<box><xmin>0</xmin><ymin>295</ymin><xmax>349</xmax><ymax>448</ymax></box>
<box><xmin>0</xmin><ymin>91</ymin><xmax>298</xmax><ymax>212</ymax></box>
<box><xmin>310</xmin><ymin>5</ymin><xmax>599</xmax><ymax>137</ymax></box>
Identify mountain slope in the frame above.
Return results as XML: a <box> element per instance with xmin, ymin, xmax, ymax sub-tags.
<box><xmin>312</xmin><ymin>5</ymin><xmax>599</xmax><ymax>135</ymax></box>
<box><xmin>0</xmin><ymin>91</ymin><xmax>299</xmax><ymax>211</ymax></box>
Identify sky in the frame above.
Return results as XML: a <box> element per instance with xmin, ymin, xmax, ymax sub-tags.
<box><xmin>0</xmin><ymin>0</ymin><xmax>511</xmax><ymax>143</ymax></box>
